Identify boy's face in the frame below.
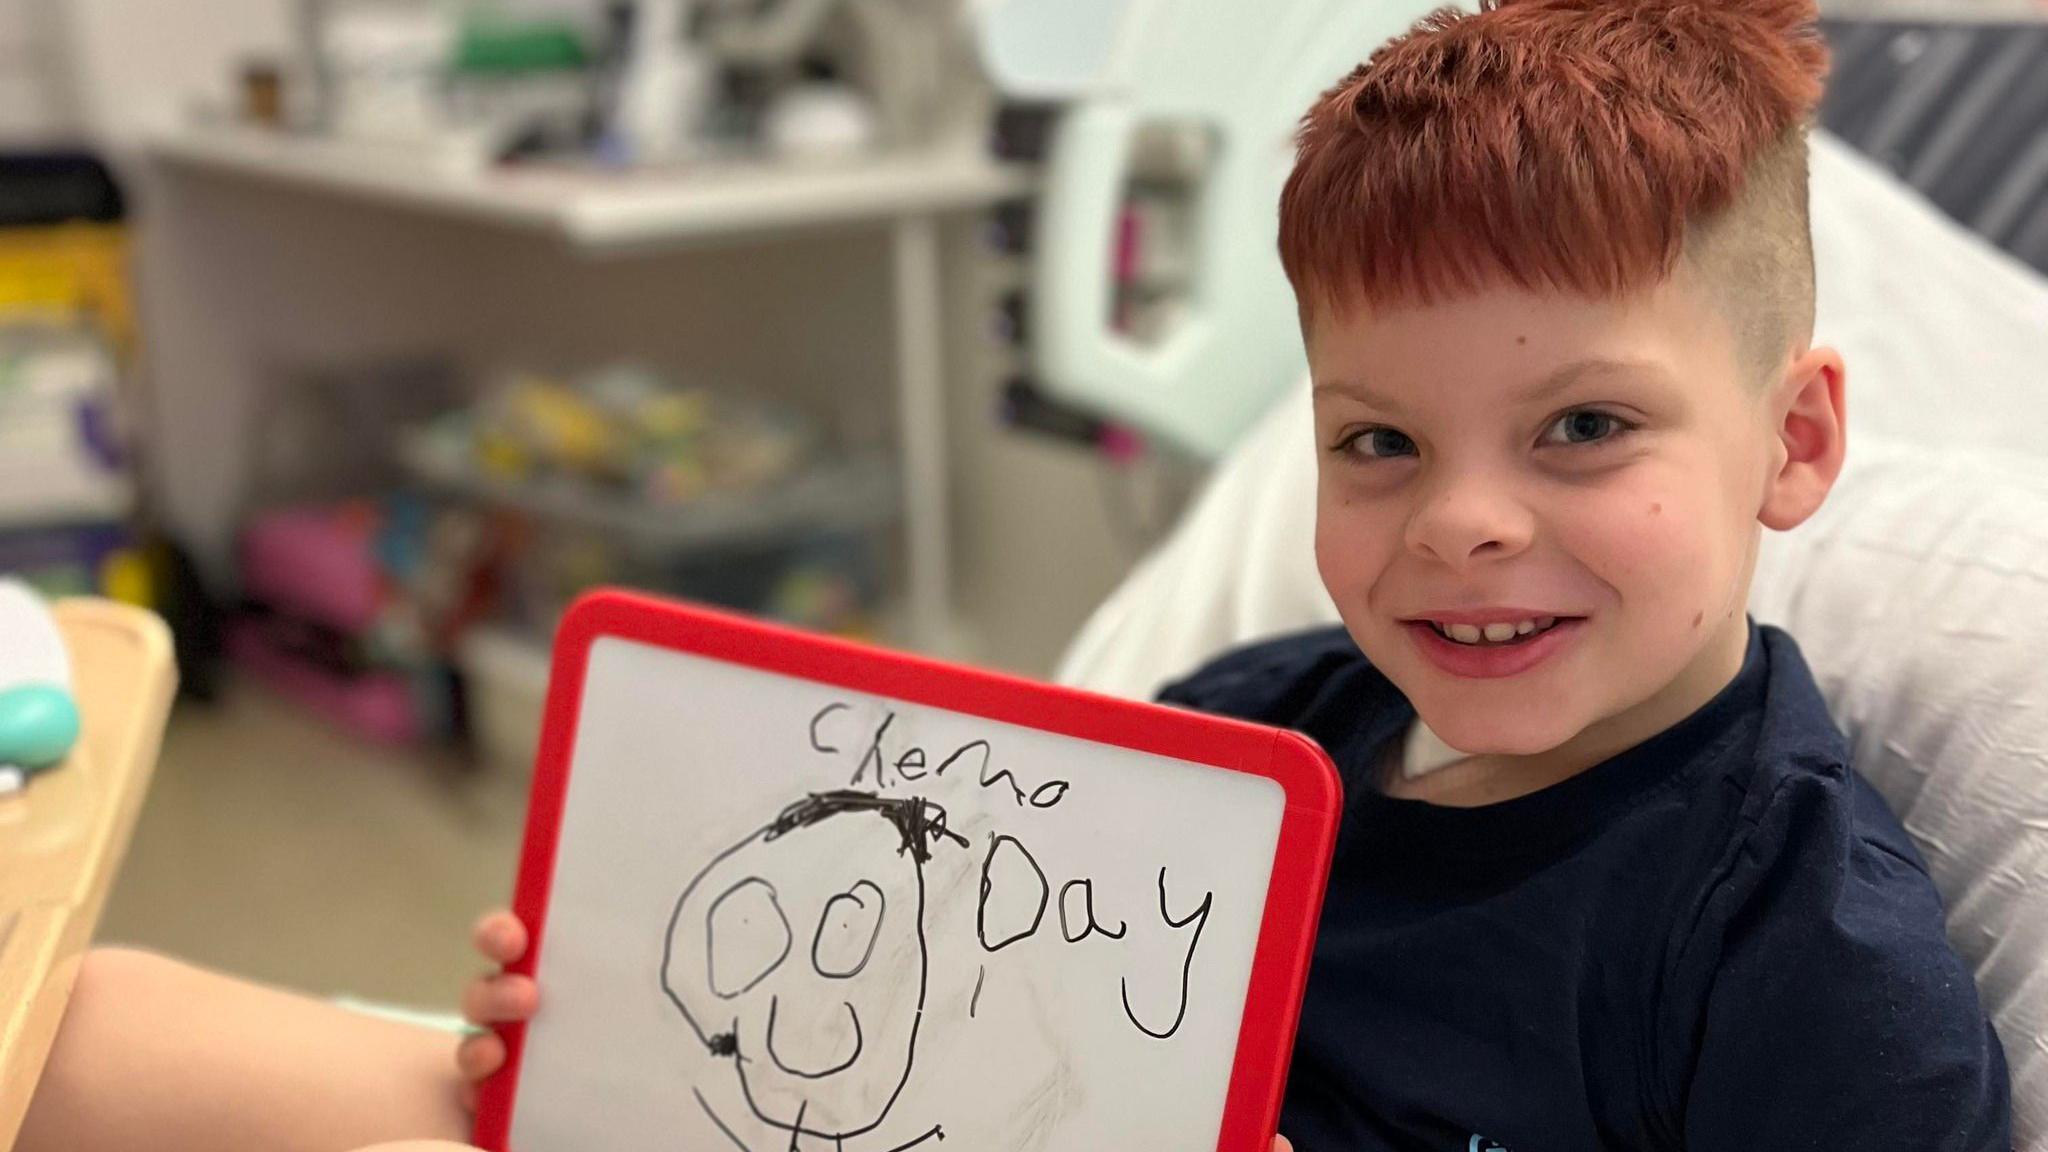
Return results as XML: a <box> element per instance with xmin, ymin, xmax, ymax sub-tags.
<box><xmin>1307</xmin><ymin>271</ymin><xmax>1839</xmax><ymax>764</ymax></box>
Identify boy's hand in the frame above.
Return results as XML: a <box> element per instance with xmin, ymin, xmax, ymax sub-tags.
<box><xmin>456</xmin><ymin>910</ymin><xmax>538</xmax><ymax>1115</ymax></box>
<box><xmin>1273</xmin><ymin>1139</ymin><xmax>1293</xmax><ymax>1152</ymax></box>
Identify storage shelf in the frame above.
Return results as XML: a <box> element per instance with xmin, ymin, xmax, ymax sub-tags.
<box><xmin>397</xmin><ymin>432</ymin><xmax>900</xmax><ymax>554</ymax></box>
<box><xmin>147</xmin><ymin>124</ymin><xmax>1038</xmax><ymax>252</ymax></box>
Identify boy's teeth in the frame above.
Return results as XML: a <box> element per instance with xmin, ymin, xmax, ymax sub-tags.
<box><xmin>1435</xmin><ymin>617</ymin><xmax>1562</xmax><ymax>646</ymax></box>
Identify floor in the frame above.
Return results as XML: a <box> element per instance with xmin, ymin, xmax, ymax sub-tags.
<box><xmin>97</xmin><ymin>678</ymin><xmax>531</xmax><ymax>1012</ymax></box>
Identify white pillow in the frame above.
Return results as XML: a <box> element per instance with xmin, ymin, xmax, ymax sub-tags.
<box><xmin>1746</xmin><ymin>440</ymin><xmax>2048</xmax><ymax>1145</ymax></box>
<box><xmin>1806</xmin><ymin>133</ymin><xmax>2048</xmax><ymax>454</ymax></box>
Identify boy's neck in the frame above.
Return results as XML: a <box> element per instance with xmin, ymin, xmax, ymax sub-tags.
<box><xmin>1380</xmin><ymin>613</ymin><xmax>1754</xmax><ymax>808</ymax></box>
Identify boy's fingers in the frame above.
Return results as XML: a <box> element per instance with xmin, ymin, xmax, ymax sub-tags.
<box><xmin>456</xmin><ymin>1030</ymin><xmax>507</xmax><ymax>1080</ymax></box>
<box><xmin>462</xmin><ymin>973</ymin><xmax>539</xmax><ymax>1025</ymax></box>
<box><xmin>471</xmin><ymin>911</ymin><xmax>529</xmax><ymax>965</ymax></box>
<box><xmin>1273</xmin><ymin>1139</ymin><xmax>1293</xmax><ymax>1152</ymax></box>
<box><xmin>461</xmin><ymin>1079</ymin><xmax>480</xmax><ymax>1117</ymax></box>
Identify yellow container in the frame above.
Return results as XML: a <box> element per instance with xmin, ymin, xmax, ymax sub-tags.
<box><xmin>0</xmin><ymin>223</ymin><xmax>134</xmax><ymax>357</ymax></box>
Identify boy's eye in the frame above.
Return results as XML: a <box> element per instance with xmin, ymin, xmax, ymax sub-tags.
<box><xmin>1335</xmin><ymin>426</ymin><xmax>1417</xmax><ymax>460</ymax></box>
<box><xmin>1542</xmin><ymin>409</ymin><xmax>1633</xmax><ymax>446</ymax></box>
<box><xmin>1332</xmin><ymin>409</ymin><xmax>1635</xmax><ymax>463</ymax></box>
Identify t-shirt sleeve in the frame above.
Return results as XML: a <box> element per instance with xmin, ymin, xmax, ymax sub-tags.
<box><xmin>1674</xmin><ymin>772</ymin><xmax>2011</xmax><ymax>1150</ymax></box>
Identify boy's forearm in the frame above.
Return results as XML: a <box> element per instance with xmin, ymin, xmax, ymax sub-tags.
<box><xmin>19</xmin><ymin>947</ymin><xmax>472</xmax><ymax>1152</ymax></box>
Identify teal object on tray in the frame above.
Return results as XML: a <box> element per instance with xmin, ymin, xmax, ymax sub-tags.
<box><xmin>0</xmin><ymin>683</ymin><xmax>81</xmax><ymax>770</ymax></box>
<box><xmin>0</xmin><ymin>577</ymin><xmax>80</xmax><ymax>790</ymax></box>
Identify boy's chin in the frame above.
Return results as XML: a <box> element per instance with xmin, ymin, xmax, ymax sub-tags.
<box><xmin>1404</xmin><ymin>690</ymin><xmax>1589</xmax><ymax>758</ymax></box>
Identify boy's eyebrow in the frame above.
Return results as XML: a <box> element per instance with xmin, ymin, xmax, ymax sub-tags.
<box><xmin>1314</xmin><ymin>356</ymin><xmax>1669</xmax><ymax>414</ymax></box>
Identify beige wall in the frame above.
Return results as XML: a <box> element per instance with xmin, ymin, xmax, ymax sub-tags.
<box><xmin>56</xmin><ymin>0</ymin><xmax>292</xmax><ymax>146</ymax></box>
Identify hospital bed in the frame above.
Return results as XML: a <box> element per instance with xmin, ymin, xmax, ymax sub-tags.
<box><xmin>971</xmin><ymin>1</ymin><xmax>2048</xmax><ymax>1144</ymax></box>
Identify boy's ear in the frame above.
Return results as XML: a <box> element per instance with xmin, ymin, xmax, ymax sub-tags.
<box><xmin>1757</xmin><ymin>345</ymin><xmax>1848</xmax><ymax>533</ymax></box>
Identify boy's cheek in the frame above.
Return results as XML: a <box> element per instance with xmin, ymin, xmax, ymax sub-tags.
<box><xmin>1312</xmin><ymin>498</ymin><xmax>1389</xmax><ymax>597</ymax></box>
<box><xmin>1555</xmin><ymin>487</ymin><xmax>1746</xmax><ymax>643</ymax></box>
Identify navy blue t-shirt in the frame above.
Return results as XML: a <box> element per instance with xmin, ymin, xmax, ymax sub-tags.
<box><xmin>1158</xmin><ymin>616</ymin><xmax>2010</xmax><ymax>1151</ymax></box>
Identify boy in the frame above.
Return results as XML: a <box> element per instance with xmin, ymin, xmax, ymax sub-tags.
<box><xmin>22</xmin><ymin>0</ymin><xmax>2011</xmax><ymax>1149</ymax></box>
<box><xmin>1159</xmin><ymin>0</ymin><xmax>2010</xmax><ymax>1145</ymax></box>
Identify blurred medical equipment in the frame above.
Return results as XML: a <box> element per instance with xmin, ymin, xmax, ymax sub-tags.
<box><xmin>1819</xmin><ymin>14</ymin><xmax>2048</xmax><ymax>273</ymax></box>
<box><xmin>281</xmin><ymin>0</ymin><xmax>983</xmax><ymax>167</ymax></box>
<box><xmin>696</xmin><ymin>0</ymin><xmax>973</xmax><ymax>151</ymax></box>
<box><xmin>972</xmin><ymin>0</ymin><xmax>1449</xmax><ymax>459</ymax></box>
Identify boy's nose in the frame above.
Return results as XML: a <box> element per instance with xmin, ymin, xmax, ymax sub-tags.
<box><xmin>1404</xmin><ymin>482</ymin><xmax>1535</xmax><ymax>568</ymax></box>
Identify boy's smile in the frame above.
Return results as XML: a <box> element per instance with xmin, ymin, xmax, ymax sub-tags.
<box><xmin>1307</xmin><ymin>266</ymin><xmax>1844</xmax><ymax>804</ymax></box>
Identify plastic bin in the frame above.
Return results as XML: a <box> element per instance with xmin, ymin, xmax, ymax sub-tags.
<box><xmin>457</xmin><ymin>624</ymin><xmax>551</xmax><ymax>774</ymax></box>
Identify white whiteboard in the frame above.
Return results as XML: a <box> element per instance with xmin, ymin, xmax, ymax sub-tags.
<box><xmin>500</xmin><ymin>614</ymin><xmax>1315</xmax><ymax>1152</ymax></box>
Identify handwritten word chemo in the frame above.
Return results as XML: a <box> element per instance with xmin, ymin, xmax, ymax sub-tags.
<box><xmin>808</xmin><ymin>703</ymin><xmax>1072</xmax><ymax>811</ymax></box>
<box><xmin>801</xmin><ymin>702</ymin><xmax>1213</xmax><ymax>1043</ymax></box>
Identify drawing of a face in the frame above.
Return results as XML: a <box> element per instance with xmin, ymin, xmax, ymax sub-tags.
<box><xmin>664</xmin><ymin>792</ymin><xmax>964</xmax><ymax>1146</ymax></box>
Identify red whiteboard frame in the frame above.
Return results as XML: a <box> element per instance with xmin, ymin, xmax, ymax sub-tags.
<box><xmin>474</xmin><ymin>588</ymin><xmax>1342</xmax><ymax>1151</ymax></box>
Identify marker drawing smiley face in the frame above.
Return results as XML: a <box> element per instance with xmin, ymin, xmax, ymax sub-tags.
<box><xmin>663</xmin><ymin>791</ymin><xmax>965</xmax><ymax>1148</ymax></box>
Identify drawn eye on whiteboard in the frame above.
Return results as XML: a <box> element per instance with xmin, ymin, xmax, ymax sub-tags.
<box><xmin>707</xmin><ymin>878</ymin><xmax>793</xmax><ymax>998</ymax></box>
<box><xmin>812</xmin><ymin>880</ymin><xmax>886</xmax><ymax>979</ymax></box>
<box><xmin>663</xmin><ymin>791</ymin><xmax>966</xmax><ymax>1152</ymax></box>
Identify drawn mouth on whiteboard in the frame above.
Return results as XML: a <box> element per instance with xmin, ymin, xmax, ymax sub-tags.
<box><xmin>766</xmin><ymin>995</ymin><xmax>866</xmax><ymax>1079</ymax></box>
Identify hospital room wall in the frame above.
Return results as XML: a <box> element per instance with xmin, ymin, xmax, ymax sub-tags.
<box><xmin>0</xmin><ymin>0</ymin><xmax>72</xmax><ymax>140</ymax></box>
<box><xmin>0</xmin><ymin>0</ymin><xmax>289</xmax><ymax>146</ymax></box>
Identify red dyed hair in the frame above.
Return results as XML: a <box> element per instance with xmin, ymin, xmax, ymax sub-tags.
<box><xmin>1280</xmin><ymin>0</ymin><xmax>1831</xmax><ymax>364</ymax></box>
